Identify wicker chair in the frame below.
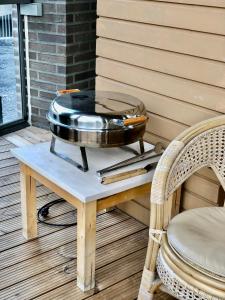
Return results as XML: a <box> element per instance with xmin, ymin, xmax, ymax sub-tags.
<box><xmin>138</xmin><ymin>115</ymin><xmax>225</xmax><ymax>300</ymax></box>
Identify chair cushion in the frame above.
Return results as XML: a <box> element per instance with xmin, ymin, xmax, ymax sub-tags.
<box><xmin>167</xmin><ymin>207</ymin><xmax>225</xmax><ymax>278</ymax></box>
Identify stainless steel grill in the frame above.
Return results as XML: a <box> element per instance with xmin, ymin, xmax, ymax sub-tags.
<box><xmin>47</xmin><ymin>90</ymin><xmax>148</xmax><ymax>171</ymax></box>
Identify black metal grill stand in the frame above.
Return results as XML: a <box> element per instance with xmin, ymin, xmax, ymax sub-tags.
<box><xmin>50</xmin><ymin>136</ymin><xmax>89</xmax><ymax>172</ymax></box>
<box><xmin>50</xmin><ymin>136</ymin><xmax>144</xmax><ymax>173</ymax></box>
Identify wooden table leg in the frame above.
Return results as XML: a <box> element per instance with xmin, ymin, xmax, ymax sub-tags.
<box><xmin>77</xmin><ymin>201</ymin><xmax>97</xmax><ymax>291</ymax></box>
<box><xmin>20</xmin><ymin>164</ymin><xmax>38</xmax><ymax>240</ymax></box>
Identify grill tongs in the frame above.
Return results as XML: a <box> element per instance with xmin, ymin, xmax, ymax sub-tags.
<box><xmin>97</xmin><ymin>142</ymin><xmax>164</xmax><ymax>176</ymax></box>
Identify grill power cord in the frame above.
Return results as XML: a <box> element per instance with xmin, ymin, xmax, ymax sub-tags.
<box><xmin>37</xmin><ymin>199</ymin><xmax>77</xmax><ymax>227</ymax></box>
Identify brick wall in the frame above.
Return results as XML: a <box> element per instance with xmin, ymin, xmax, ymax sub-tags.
<box><xmin>26</xmin><ymin>0</ymin><xmax>96</xmax><ymax>128</ymax></box>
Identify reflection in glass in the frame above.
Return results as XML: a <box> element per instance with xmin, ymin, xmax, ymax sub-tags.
<box><xmin>0</xmin><ymin>4</ymin><xmax>22</xmax><ymax>125</ymax></box>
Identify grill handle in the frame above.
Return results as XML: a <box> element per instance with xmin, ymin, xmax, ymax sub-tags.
<box><xmin>57</xmin><ymin>89</ymin><xmax>80</xmax><ymax>96</ymax></box>
<box><xmin>123</xmin><ymin>115</ymin><xmax>148</xmax><ymax>126</ymax></box>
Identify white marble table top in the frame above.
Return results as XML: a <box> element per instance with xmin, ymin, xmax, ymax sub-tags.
<box><xmin>12</xmin><ymin>140</ymin><xmax>159</xmax><ymax>203</ymax></box>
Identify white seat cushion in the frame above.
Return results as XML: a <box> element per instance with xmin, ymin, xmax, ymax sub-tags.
<box><xmin>167</xmin><ymin>207</ymin><xmax>225</xmax><ymax>278</ymax></box>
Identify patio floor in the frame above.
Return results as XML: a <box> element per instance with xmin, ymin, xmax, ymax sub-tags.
<box><xmin>0</xmin><ymin>126</ymin><xmax>174</xmax><ymax>299</ymax></box>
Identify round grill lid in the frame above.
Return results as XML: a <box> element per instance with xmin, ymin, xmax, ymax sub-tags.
<box><xmin>47</xmin><ymin>90</ymin><xmax>146</xmax><ymax>131</ymax></box>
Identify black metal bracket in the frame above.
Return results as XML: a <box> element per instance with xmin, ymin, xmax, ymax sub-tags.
<box><xmin>50</xmin><ymin>136</ymin><xmax>89</xmax><ymax>172</ymax></box>
<box><xmin>0</xmin><ymin>1</ymin><xmax>30</xmax><ymax>4</ymax></box>
<box><xmin>0</xmin><ymin>97</ymin><xmax>3</xmax><ymax>124</ymax></box>
<box><xmin>139</xmin><ymin>138</ymin><xmax>145</xmax><ymax>154</ymax></box>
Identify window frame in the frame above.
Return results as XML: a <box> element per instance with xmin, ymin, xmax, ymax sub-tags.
<box><xmin>1</xmin><ymin>1</ymin><xmax>30</xmax><ymax>4</ymax></box>
<box><xmin>0</xmin><ymin>2</ymin><xmax>29</xmax><ymax>136</ymax></box>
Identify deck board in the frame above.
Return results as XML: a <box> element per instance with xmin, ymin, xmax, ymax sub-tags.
<box><xmin>0</xmin><ymin>164</ymin><xmax>20</xmax><ymax>178</ymax></box>
<box><xmin>0</xmin><ymin>126</ymin><xmax>174</xmax><ymax>299</ymax></box>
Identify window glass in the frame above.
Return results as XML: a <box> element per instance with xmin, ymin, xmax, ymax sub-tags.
<box><xmin>0</xmin><ymin>4</ymin><xmax>24</xmax><ymax>125</ymax></box>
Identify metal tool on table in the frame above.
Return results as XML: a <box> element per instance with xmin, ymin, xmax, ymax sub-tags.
<box><xmin>101</xmin><ymin>161</ymin><xmax>158</xmax><ymax>185</ymax></box>
<box><xmin>97</xmin><ymin>142</ymin><xmax>163</xmax><ymax>176</ymax></box>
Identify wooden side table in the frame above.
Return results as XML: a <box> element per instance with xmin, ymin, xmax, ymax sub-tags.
<box><xmin>12</xmin><ymin>140</ymin><xmax>156</xmax><ymax>292</ymax></box>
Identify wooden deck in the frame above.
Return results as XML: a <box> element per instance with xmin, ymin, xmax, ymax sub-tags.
<box><xmin>0</xmin><ymin>126</ymin><xmax>174</xmax><ymax>300</ymax></box>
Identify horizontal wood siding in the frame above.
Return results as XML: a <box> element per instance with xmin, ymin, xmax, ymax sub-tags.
<box><xmin>97</xmin><ymin>18</ymin><xmax>225</xmax><ymax>61</ymax></box>
<box><xmin>96</xmin><ymin>39</ymin><xmax>225</xmax><ymax>89</ymax></box>
<box><xmin>97</xmin><ymin>0</ymin><xmax>225</xmax><ymax>35</ymax></box>
<box><xmin>96</xmin><ymin>0</ymin><xmax>225</xmax><ymax>223</ymax></box>
<box><xmin>153</xmin><ymin>0</ymin><xmax>225</xmax><ymax>8</ymax></box>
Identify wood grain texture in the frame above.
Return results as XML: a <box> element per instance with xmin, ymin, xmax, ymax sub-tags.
<box><xmin>0</xmin><ymin>154</ymin><xmax>153</xmax><ymax>300</ymax></box>
<box><xmin>97</xmin><ymin>184</ymin><xmax>151</xmax><ymax>211</ymax></box>
<box><xmin>97</xmin><ymin>18</ymin><xmax>225</xmax><ymax>61</ymax></box>
<box><xmin>0</xmin><ymin>213</ymin><xmax>137</xmax><ymax>269</ymax></box>
<box><xmin>4</xmin><ymin>127</ymin><xmax>51</xmax><ymax>145</ymax></box>
<box><xmin>185</xmin><ymin>174</ymin><xmax>221</xmax><ymax>203</ymax></box>
<box><xmin>96</xmin><ymin>76</ymin><xmax>219</xmax><ymax>126</ymax></box>
<box><xmin>97</xmin><ymin>0</ymin><xmax>225</xmax><ymax>35</ymax></box>
<box><xmin>12</xmin><ymin>141</ymin><xmax>155</xmax><ymax>203</ymax></box>
<box><xmin>182</xmin><ymin>190</ymin><xmax>217</xmax><ymax>210</ymax></box>
<box><xmin>97</xmin><ymin>38</ymin><xmax>225</xmax><ymax>89</ymax></box>
<box><xmin>10</xmin><ymin>130</ymin><xmax>155</xmax><ymax>293</ymax></box>
<box><xmin>153</xmin><ymin>0</ymin><xmax>225</xmax><ymax>8</ymax></box>
<box><xmin>20</xmin><ymin>164</ymin><xmax>38</xmax><ymax>240</ymax></box>
<box><xmin>0</xmin><ymin>229</ymin><xmax>147</xmax><ymax>293</ymax></box>
<box><xmin>118</xmin><ymin>200</ymin><xmax>150</xmax><ymax>225</ymax></box>
<box><xmin>96</xmin><ymin>58</ymin><xmax>225</xmax><ymax>113</ymax></box>
<box><xmin>96</xmin><ymin>0</ymin><xmax>225</xmax><ymax>218</ymax></box>
<box><xmin>77</xmin><ymin>201</ymin><xmax>97</xmax><ymax>291</ymax></box>
<box><xmin>4</xmin><ymin>134</ymin><xmax>33</xmax><ymax>147</ymax></box>
<box><xmin>0</xmin><ymin>129</ymin><xmax>172</xmax><ymax>298</ymax></box>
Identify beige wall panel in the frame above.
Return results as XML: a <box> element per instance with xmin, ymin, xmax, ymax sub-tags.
<box><xmin>197</xmin><ymin>167</ymin><xmax>219</xmax><ymax>182</ymax></box>
<box><xmin>96</xmin><ymin>58</ymin><xmax>225</xmax><ymax>113</ymax></box>
<box><xmin>134</xmin><ymin>196</ymin><xmax>150</xmax><ymax>210</ymax></box>
<box><xmin>97</xmin><ymin>0</ymin><xmax>225</xmax><ymax>35</ymax></box>
<box><xmin>154</xmin><ymin>0</ymin><xmax>225</xmax><ymax>8</ymax></box>
<box><xmin>182</xmin><ymin>191</ymin><xmax>217</xmax><ymax>210</ymax></box>
<box><xmin>97</xmin><ymin>18</ymin><xmax>225</xmax><ymax>62</ymax></box>
<box><xmin>97</xmin><ymin>1</ymin><xmax>225</xmax><ymax>222</ymax></box>
<box><xmin>117</xmin><ymin>200</ymin><xmax>150</xmax><ymax>225</ymax></box>
<box><xmin>96</xmin><ymin>76</ymin><xmax>219</xmax><ymax>126</ymax></box>
<box><xmin>143</xmin><ymin>132</ymin><xmax>169</xmax><ymax>149</ymax></box>
<box><xmin>97</xmin><ymin>38</ymin><xmax>225</xmax><ymax>89</ymax></box>
<box><xmin>185</xmin><ymin>174</ymin><xmax>220</xmax><ymax>203</ymax></box>
<box><xmin>146</xmin><ymin>113</ymin><xmax>186</xmax><ymax>141</ymax></box>
<box><xmin>96</xmin><ymin>77</ymin><xmax>221</xmax><ymax>185</ymax></box>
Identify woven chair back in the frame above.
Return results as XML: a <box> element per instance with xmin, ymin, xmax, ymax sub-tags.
<box><xmin>151</xmin><ymin>117</ymin><xmax>225</xmax><ymax>204</ymax></box>
<box><xmin>167</xmin><ymin>125</ymin><xmax>225</xmax><ymax>197</ymax></box>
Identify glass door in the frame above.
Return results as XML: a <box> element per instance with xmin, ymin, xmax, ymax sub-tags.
<box><xmin>0</xmin><ymin>4</ymin><xmax>28</xmax><ymax>135</ymax></box>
